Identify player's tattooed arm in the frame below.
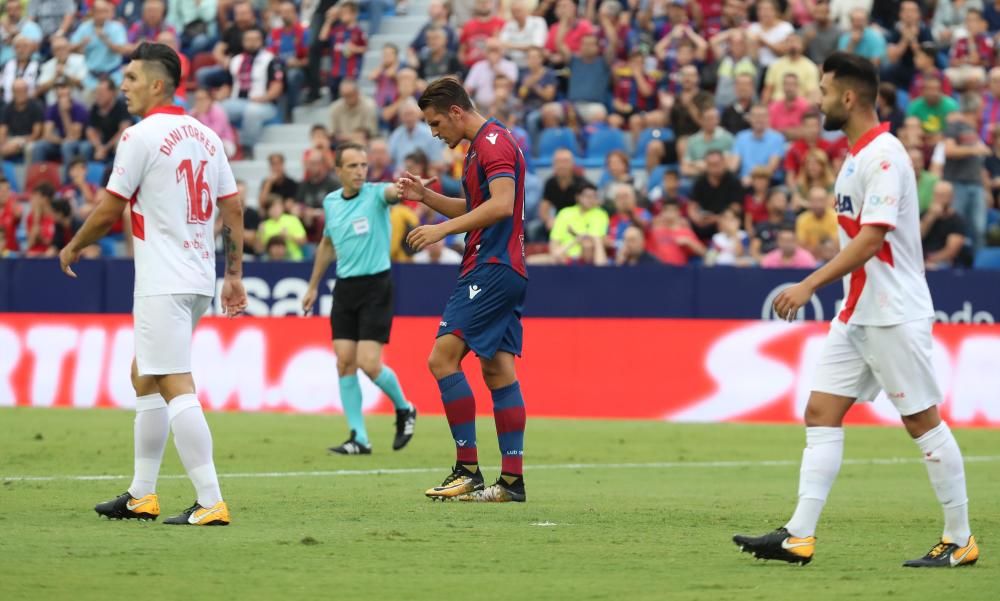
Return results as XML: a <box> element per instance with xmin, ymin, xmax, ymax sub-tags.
<box><xmin>222</xmin><ymin>224</ymin><xmax>240</xmax><ymax>276</ymax></box>
<box><xmin>218</xmin><ymin>193</ymin><xmax>245</xmax><ymax>278</ymax></box>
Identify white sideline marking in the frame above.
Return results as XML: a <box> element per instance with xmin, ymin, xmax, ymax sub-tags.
<box><xmin>4</xmin><ymin>455</ymin><xmax>1000</xmax><ymax>483</ymax></box>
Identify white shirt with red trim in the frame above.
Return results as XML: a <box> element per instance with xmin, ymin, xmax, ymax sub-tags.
<box><xmin>832</xmin><ymin>122</ymin><xmax>934</xmax><ymax>326</ymax></box>
<box><xmin>106</xmin><ymin>105</ymin><xmax>238</xmax><ymax>298</ymax></box>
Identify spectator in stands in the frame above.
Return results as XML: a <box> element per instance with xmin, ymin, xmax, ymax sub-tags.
<box><xmin>933</xmin><ymin>0</ymin><xmax>979</xmax><ymax>46</ymax></box>
<box><xmin>649</xmin><ymin>167</ymin><xmax>686</xmax><ymax>210</ymax></box>
<box><xmin>795</xmin><ymin>186</ymin><xmax>838</xmax><ymax>257</ymax></box>
<box><xmin>561</xmin><ymin>33</ymin><xmax>613</xmax><ymax>107</ymax></box>
<box><xmin>465</xmin><ymin>38</ymin><xmax>519</xmax><ymax>109</ymax></box>
<box><xmin>615</xmin><ymin>224</ymin><xmax>661</xmax><ymax>265</ymax></box>
<box><xmin>0</xmin><ymin>176</ymin><xmax>20</xmax><ymax>254</ymax></box>
<box><xmin>907</xmin><ymin>76</ymin><xmax>959</xmax><ymax>135</ymax></box>
<box><xmin>490</xmin><ymin>74</ymin><xmax>523</xmax><ymax>118</ymax></box>
<box><xmin>408</xmin><ymin>0</ymin><xmax>457</xmax><ymax>69</ymax></box>
<box><xmin>877</xmin><ymin>82</ymin><xmax>906</xmax><ymax>134</ymax></box>
<box><xmin>1</xmin><ymin>0</ymin><xmax>43</xmax><ymax>65</ymax></box>
<box><xmin>720</xmin><ymin>73</ymin><xmax>756</xmax><ymax>134</ymax></box>
<box><xmin>0</xmin><ymin>227</ymin><xmax>11</xmax><ymax>257</ymax></box>
<box><xmin>387</xmin><ymin>98</ymin><xmax>444</xmax><ymax>170</ymax></box>
<box><xmin>655</xmin><ymin>2</ymin><xmax>709</xmax><ymax>72</ymax></box>
<box><xmin>123</xmin><ymin>0</ymin><xmax>175</xmax><ymax>56</ymax></box>
<box><xmin>413</xmin><ymin>238</ymin><xmax>463</xmax><ymax>264</ymax></box>
<box><xmin>501</xmin><ymin>0</ymin><xmax>548</xmax><ymax>68</ymax></box>
<box><xmin>168</xmin><ymin>0</ymin><xmax>218</xmax><ymax>56</ymax></box>
<box><xmin>319</xmin><ymin>0</ymin><xmax>367</xmax><ymax>101</ymax></box>
<box><xmin>264</xmin><ymin>234</ymin><xmax>288</xmax><ymax>260</ymax></box>
<box><xmin>416</xmin><ymin>27</ymin><xmax>464</xmax><ymax>85</ymax></box>
<box><xmin>1</xmin><ymin>79</ymin><xmax>43</xmax><ymax>162</ymax></box>
<box><xmin>303</xmin><ymin>124</ymin><xmax>335</xmax><ymax>174</ymax></box>
<box><xmin>368</xmin><ymin>44</ymin><xmax>402</xmax><ymax>118</ymax></box>
<box><xmin>24</xmin><ymin>182</ymin><xmax>57</xmax><ymax>257</ymax></box>
<box><xmin>198</xmin><ymin>0</ymin><xmax>259</xmax><ymax>90</ymax></box>
<box><xmin>648</xmin><ymin>199</ymin><xmax>706</xmax><ymax>266</ymax></box>
<box><xmin>768</xmin><ymin>73</ymin><xmax>811</xmax><ymax>140</ymax></box>
<box><xmin>259</xmin><ymin>194</ymin><xmax>308</xmax><ymax>260</ymax></box>
<box><xmin>910</xmin><ymin>146</ymin><xmax>939</xmax><ymax>214</ymax></box>
<box><xmin>682</xmin><ymin>107</ymin><xmax>734</xmax><ymax>178</ymax></box>
<box><xmin>269</xmin><ymin>1</ymin><xmax>309</xmax><ymax>117</ymax></box>
<box><xmin>909</xmin><ymin>42</ymin><xmax>952</xmax><ymax>102</ymax></box>
<box><xmin>883</xmin><ymin>0</ymin><xmax>933</xmax><ymax>91</ymax></box>
<box><xmin>595</xmin><ymin>1</ymin><xmax>630</xmax><ymax>63</ymax></box>
<box><xmin>32</xmin><ymin>80</ymin><xmax>89</xmax><ymax>165</ymax></box>
<box><xmin>84</xmin><ymin>77</ymin><xmax>130</xmax><ymax>164</ymax></box>
<box><xmin>389</xmin><ymin>200</ymin><xmax>420</xmax><ymax>262</ymax></box>
<box><xmin>981</xmin><ymin>67</ymin><xmax>1000</xmax><ymax>142</ymax></box>
<box><xmin>785</xmin><ymin>111</ymin><xmax>846</xmax><ymax>179</ymax></box>
<box><xmin>59</xmin><ymin>158</ymin><xmax>98</xmax><ymax>217</ymax></box>
<box><xmin>801</xmin><ymin>0</ymin><xmax>841</xmax><ymax>65</ymax></box>
<box><xmin>70</xmin><ymin>0</ymin><xmax>128</xmax><ymax>91</ymax></box>
<box><xmin>297</xmin><ymin>152</ymin><xmax>341</xmax><ymax>240</ymax></box>
<box><xmin>764</xmin><ymin>34</ymin><xmax>819</xmax><ymax>104</ymax></box>
<box><xmin>606</xmin><ymin>182</ymin><xmax>650</xmax><ymax>248</ymax></box>
<box><xmin>710</xmin><ymin>29</ymin><xmax>759</xmax><ymax>110</ymax></box>
<box><xmin>460</xmin><ymin>0</ymin><xmax>507</xmax><ymax>68</ymax></box>
<box><xmin>943</xmin><ymin>97</ymin><xmax>991</xmax><ymax>250</ymax></box>
<box><xmin>538</xmin><ymin>148</ymin><xmax>590</xmax><ymax>239</ymax></box>
<box><xmin>36</xmin><ymin>35</ymin><xmax>88</xmax><ymax>105</ymax></box>
<box><xmin>548</xmin><ymin>182</ymin><xmax>610</xmax><ymax>263</ymax></box>
<box><xmin>598</xmin><ymin>150</ymin><xmax>638</xmax><ymax>205</ymax></box>
<box><xmin>760</xmin><ymin>225</ymin><xmax>818</xmax><ymax>268</ymax></box>
<box><xmin>731</xmin><ymin>104</ymin><xmax>784</xmax><ymax>185</ymax></box>
<box><xmin>367</xmin><ymin>138</ymin><xmax>395</xmax><ymax>182</ymax></box>
<box><xmin>837</xmin><ymin>7</ymin><xmax>887</xmax><ymax>66</ymax></box>
<box><xmin>190</xmin><ymin>87</ymin><xmax>237</xmax><ymax>159</ymax></box>
<box><xmin>690</xmin><ymin>149</ymin><xmax>743</xmax><ymax>240</ymax></box>
<box><xmin>612</xmin><ymin>49</ymin><xmax>658</xmax><ymax>122</ymax></box>
<box><xmin>260</xmin><ymin>153</ymin><xmax>300</xmax><ymax>207</ymax></box>
<box><xmin>792</xmin><ymin>148</ymin><xmax>836</xmax><ymax>209</ymax></box>
<box><xmin>1</xmin><ymin>35</ymin><xmax>40</xmax><ymax>103</ymax></box>
<box><xmin>946</xmin><ymin>8</ymin><xmax>994</xmax><ymax>91</ymax></box>
<box><xmin>380</xmin><ymin>67</ymin><xmax>420</xmax><ymax>130</ymax></box>
<box><xmin>752</xmin><ymin>188</ymin><xmax>795</xmax><ymax>257</ymax></box>
<box><xmin>329</xmin><ymin>78</ymin><xmax>379</xmax><ymax>141</ymax></box>
<box><xmin>222</xmin><ymin>28</ymin><xmax>284</xmax><ymax>153</ymax></box>
<box><xmin>664</xmin><ymin>65</ymin><xmax>714</xmax><ymax>139</ymax></box>
<box><xmin>707</xmin><ymin>208</ymin><xmax>752</xmax><ymax>267</ymax></box>
<box><xmin>545</xmin><ymin>0</ymin><xmax>595</xmax><ymax>66</ymax></box>
<box><xmin>746</xmin><ymin>0</ymin><xmax>794</xmax><ymax>69</ymax></box>
<box><xmin>743</xmin><ymin>166</ymin><xmax>772</xmax><ymax>233</ymax></box>
<box><xmin>518</xmin><ymin>47</ymin><xmax>557</xmax><ymax>138</ymax></box>
<box><xmin>922</xmin><ymin>181</ymin><xmax>972</xmax><ymax>269</ymax></box>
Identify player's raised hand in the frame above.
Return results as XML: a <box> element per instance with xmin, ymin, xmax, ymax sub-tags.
<box><xmin>221</xmin><ymin>277</ymin><xmax>248</xmax><ymax>317</ymax></box>
<box><xmin>406</xmin><ymin>223</ymin><xmax>446</xmax><ymax>252</ymax></box>
<box><xmin>58</xmin><ymin>246</ymin><xmax>79</xmax><ymax>278</ymax></box>
<box><xmin>396</xmin><ymin>171</ymin><xmax>438</xmax><ymax>203</ymax></box>
<box><xmin>302</xmin><ymin>286</ymin><xmax>318</xmax><ymax>314</ymax></box>
<box><xmin>773</xmin><ymin>282</ymin><xmax>814</xmax><ymax>322</ymax></box>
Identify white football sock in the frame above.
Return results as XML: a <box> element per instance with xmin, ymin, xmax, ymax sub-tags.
<box><xmin>168</xmin><ymin>394</ymin><xmax>223</xmax><ymax>508</ymax></box>
<box><xmin>915</xmin><ymin>421</ymin><xmax>971</xmax><ymax>546</ymax></box>
<box><xmin>128</xmin><ymin>393</ymin><xmax>169</xmax><ymax>499</ymax></box>
<box><xmin>785</xmin><ymin>427</ymin><xmax>844</xmax><ymax>538</ymax></box>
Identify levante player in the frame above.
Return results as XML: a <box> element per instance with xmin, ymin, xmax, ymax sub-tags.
<box><xmin>397</xmin><ymin>77</ymin><xmax>528</xmax><ymax>503</ymax></box>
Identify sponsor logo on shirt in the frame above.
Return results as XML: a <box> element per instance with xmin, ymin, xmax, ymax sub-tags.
<box><xmin>486</xmin><ymin>133</ymin><xmax>499</xmax><ymax>145</ymax></box>
<box><xmin>468</xmin><ymin>284</ymin><xmax>482</xmax><ymax>300</ymax></box>
<box><xmin>867</xmin><ymin>194</ymin><xmax>897</xmax><ymax>207</ymax></box>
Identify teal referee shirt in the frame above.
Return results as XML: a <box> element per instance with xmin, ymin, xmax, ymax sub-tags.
<box><xmin>323</xmin><ymin>183</ymin><xmax>396</xmax><ymax>278</ymax></box>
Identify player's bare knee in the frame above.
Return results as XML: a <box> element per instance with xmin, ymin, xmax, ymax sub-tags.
<box><xmin>358</xmin><ymin>359</ymin><xmax>381</xmax><ymax>380</ymax></box>
<box><xmin>427</xmin><ymin>351</ymin><xmax>457</xmax><ymax>380</ymax></box>
<box><xmin>901</xmin><ymin>407</ymin><xmax>941</xmax><ymax>438</ymax></box>
<box><xmin>803</xmin><ymin>403</ymin><xmax>840</xmax><ymax>428</ymax></box>
<box><xmin>337</xmin><ymin>359</ymin><xmax>358</xmax><ymax>376</ymax></box>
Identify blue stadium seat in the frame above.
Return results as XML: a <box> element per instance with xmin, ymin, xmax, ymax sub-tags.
<box><xmin>583</xmin><ymin>128</ymin><xmax>629</xmax><ymax>165</ymax></box>
<box><xmin>973</xmin><ymin>247</ymin><xmax>1000</xmax><ymax>270</ymax></box>
<box><xmin>2</xmin><ymin>161</ymin><xmax>19</xmax><ymax>192</ymax></box>
<box><xmin>987</xmin><ymin>208</ymin><xmax>1000</xmax><ymax>229</ymax></box>
<box><xmin>645</xmin><ymin>164</ymin><xmax>669</xmax><ymax>194</ymax></box>
<box><xmin>86</xmin><ymin>162</ymin><xmax>108</xmax><ymax>186</ymax></box>
<box><xmin>535</xmin><ymin>128</ymin><xmax>580</xmax><ymax>167</ymax></box>
<box><xmin>633</xmin><ymin>127</ymin><xmax>675</xmax><ymax>164</ymax></box>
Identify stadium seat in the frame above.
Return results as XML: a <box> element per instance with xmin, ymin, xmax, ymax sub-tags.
<box><xmin>2</xmin><ymin>161</ymin><xmax>20</xmax><ymax>192</ymax></box>
<box><xmin>645</xmin><ymin>164</ymin><xmax>669</xmax><ymax>194</ymax></box>
<box><xmin>86</xmin><ymin>162</ymin><xmax>108</xmax><ymax>187</ymax></box>
<box><xmin>535</xmin><ymin>128</ymin><xmax>580</xmax><ymax>167</ymax></box>
<box><xmin>190</xmin><ymin>52</ymin><xmax>218</xmax><ymax>78</ymax></box>
<box><xmin>973</xmin><ymin>247</ymin><xmax>1000</xmax><ymax>270</ymax></box>
<box><xmin>25</xmin><ymin>162</ymin><xmax>62</xmax><ymax>191</ymax></box>
<box><xmin>581</xmin><ymin>128</ymin><xmax>629</xmax><ymax>168</ymax></box>
<box><xmin>633</xmin><ymin>127</ymin><xmax>675</xmax><ymax>163</ymax></box>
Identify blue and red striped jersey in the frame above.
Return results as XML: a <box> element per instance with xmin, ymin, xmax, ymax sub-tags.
<box><xmin>460</xmin><ymin>119</ymin><xmax>528</xmax><ymax>279</ymax></box>
<box><xmin>328</xmin><ymin>23</ymin><xmax>366</xmax><ymax>78</ymax></box>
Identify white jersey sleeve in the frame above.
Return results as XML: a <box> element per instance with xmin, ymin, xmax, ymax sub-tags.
<box><xmin>858</xmin><ymin>155</ymin><xmax>902</xmax><ymax>230</ymax></box>
<box><xmin>216</xmin><ymin>153</ymin><xmax>239</xmax><ymax>202</ymax></box>
<box><xmin>106</xmin><ymin>127</ymin><xmax>149</xmax><ymax>201</ymax></box>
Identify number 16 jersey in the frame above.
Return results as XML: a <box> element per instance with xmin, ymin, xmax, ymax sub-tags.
<box><xmin>106</xmin><ymin>105</ymin><xmax>238</xmax><ymax>298</ymax></box>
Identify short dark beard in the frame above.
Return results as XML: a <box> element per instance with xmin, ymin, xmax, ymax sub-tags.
<box><xmin>823</xmin><ymin>113</ymin><xmax>846</xmax><ymax>131</ymax></box>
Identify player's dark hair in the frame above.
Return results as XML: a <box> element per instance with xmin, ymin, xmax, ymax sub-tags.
<box><xmin>418</xmin><ymin>77</ymin><xmax>474</xmax><ymax>114</ymax></box>
<box><xmin>130</xmin><ymin>42</ymin><xmax>181</xmax><ymax>94</ymax></box>
<box><xmin>822</xmin><ymin>51</ymin><xmax>879</xmax><ymax>108</ymax></box>
<box><xmin>335</xmin><ymin>142</ymin><xmax>366</xmax><ymax>166</ymax></box>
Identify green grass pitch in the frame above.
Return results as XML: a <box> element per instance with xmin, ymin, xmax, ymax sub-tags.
<box><xmin>1</xmin><ymin>408</ymin><xmax>997</xmax><ymax>600</ymax></box>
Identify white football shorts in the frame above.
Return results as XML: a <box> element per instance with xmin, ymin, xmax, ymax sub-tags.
<box><xmin>811</xmin><ymin>317</ymin><xmax>941</xmax><ymax>416</ymax></box>
<box><xmin>133</xmin><ymin>294</ymin><xmax>212</xmax><ymax>376</ymax></box>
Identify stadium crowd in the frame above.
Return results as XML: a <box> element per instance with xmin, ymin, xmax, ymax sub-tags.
<box><xmin>1</xmin><ymin>0</ymin><xmax>1000</xmax><ymax>269</ymax></box>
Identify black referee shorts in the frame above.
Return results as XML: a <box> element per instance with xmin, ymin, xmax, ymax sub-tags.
<box><xmin>330</xmin><ymin>270</ymin><xmax>394</xmax><ymax>343</ymax></box>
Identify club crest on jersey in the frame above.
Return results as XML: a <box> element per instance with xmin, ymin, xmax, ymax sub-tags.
<box><xmin>835</xmin><ymin>193</ymin><xmax>854</xmax><ymax>214</ymax></box>
<box><xmin>844</xmin><ymin>162</ymin><xmax>856</xmax><ymax>177</ymax></box>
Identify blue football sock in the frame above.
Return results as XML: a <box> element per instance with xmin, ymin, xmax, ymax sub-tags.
<box><xmin>339</xmin><ymin>374</ymin><xmax>368</xmax><ymax>445</ymax></box>
<box><xmin>374</xmin><ymin>365</ymin><xmax>411</xmax><ymax>411</ymax></box>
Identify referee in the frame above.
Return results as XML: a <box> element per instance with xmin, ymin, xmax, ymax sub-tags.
<box><xmin>303</xmin><ymin>142</ymin><xmax>417</xmax><ymax>454</ymax></box>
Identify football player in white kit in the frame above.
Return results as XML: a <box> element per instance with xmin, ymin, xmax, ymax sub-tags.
<box><xmin>59</xmin><ymin>43</ymin><xmax>247</xmax><ymax>526</ymax></box>
<box><xmin>733</xmin><ymin>53</ymin><xmax>978</xmax><ymax>568</ymax></box>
